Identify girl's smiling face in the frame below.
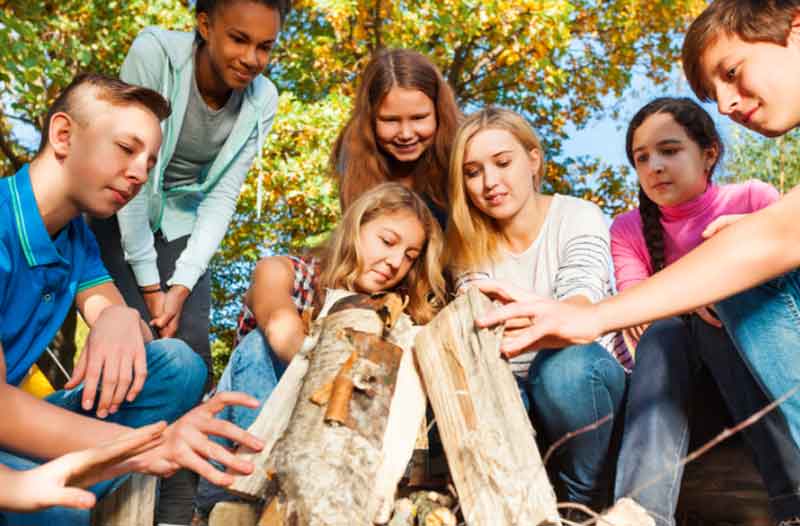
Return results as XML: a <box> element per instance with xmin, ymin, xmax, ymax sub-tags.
<box><xmin>197</xmin><ymin>0</ymin><xmax>280</xmax><ymax>91</ymax></box>
<box><xmin>354</xmin><ymin>209</ymin><xmax>425</xmax><ymax>294</ymax></box>
<box><xmin>631</xmin><ymin>112</ymin><xmax>717</xmax><ymax>207</ymax></box>
<box><xmin>462</xmin><ymin>128</ymin><xmax>541</xmax><ymax>222</ymax></box>
<box><xmin>374</xmin><ymin>87</ymin><xmax>437</xmax><ymax>163</ymax></box>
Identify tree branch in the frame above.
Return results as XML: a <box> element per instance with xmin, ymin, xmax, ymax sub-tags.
<box><xmin>0</xmin><ymin>131</ymin><xmax>26</xmax><ymax>172</ymax></box>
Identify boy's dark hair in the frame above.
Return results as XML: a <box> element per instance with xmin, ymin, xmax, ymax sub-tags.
<box><xmin>195</xmin><ymin>0</ymin><xmax>291</xmax><ymax>43</ymax></box>
<box><xmin>625</xmin><ymin>97</ymin><xmax>723</xmax><ymax>273</ymax></box>
<box><xmin>683</xmin><ymin>0</ymin><xmax>800</xmax><ymax>101</ymax></box>
<box><xmin>38</xmin><ymin>73</ymin><xmax>170</xmax><ymax>153</ymax></box>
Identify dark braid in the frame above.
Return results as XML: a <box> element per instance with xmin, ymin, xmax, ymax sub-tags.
<box><xmin>625</xmin><ymin>97</ymin><xmax>723</xmax><ymax>275</ymax></box>
<box><xmin>638</xmin><ymin>187</ymin><xmax>666</xmax><ymax>272</ymax></box>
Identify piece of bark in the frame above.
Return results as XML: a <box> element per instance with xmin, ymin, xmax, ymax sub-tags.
<box><xmin>259</xmin><ymin>293</ymin><xmax>407</xmax><ymax>525</ymax></box>
<box><xmin>414</xmin><ymin>287</ymin><xmax>561</xmax><ymax>526</ymax></box>
<box><xmin>208</xmin><ymin>501</ymin><xmax>260</xmax><ymax>526</ymax></box>
<box><xmin>90</xmin><ymin>473</ymin><xmax>156</xmax><ymax>526</ymax></box>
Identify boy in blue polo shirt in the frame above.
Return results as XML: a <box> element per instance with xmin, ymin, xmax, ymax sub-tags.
<box><xmin>0</xmin><ymin>73</ymin><xmax>264</xmax><ymax>525</ymax></box>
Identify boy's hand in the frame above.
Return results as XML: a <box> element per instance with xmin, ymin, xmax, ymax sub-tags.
<box><xmin>130</xmin><ymin>392</ymin><xmax>264</xmax><ymax>486</ymax></box>
<box><xmin>2</xmin><ymin>422</ymin><xmax>165</xmax><ymax>512</ymax></box>
<box><xmin>474</xmin><ymin>280</ymin><xmax>603</xmax><ymax>356</ymax></box>
<box><xmin>65</xmin><ymin>305</ymin><xmax>148</xmax><ymax>418</ymax></box>
<box><xmin>150</xmin><ymin>285</ymin><xmax>190</xmax><ymax>339</ymax></box>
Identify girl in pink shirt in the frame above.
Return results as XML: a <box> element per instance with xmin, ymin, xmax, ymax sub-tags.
<box><xmin>612</xmin><ymin>97</ymin><xmax>800</xmax><ymax>525</ymax></box>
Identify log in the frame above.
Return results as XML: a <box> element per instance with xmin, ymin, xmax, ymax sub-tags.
<box><xmin>414</xmin><ymin>287</ymin><xmax>561</xmax><ymax>526</ymax></box>
<box><xmin>230</xmin><ymin>290</ymin><xmax>356</xmax><ymax>499</ymax></box>
<box><xmin>90</xmin><ymin>473</ymin><xmax>156</xmax><ymax>526</ymax></box>
<box><xmin>258</xmin><ymin>292</ymin><xmax>419</xmax><ymax>526</ymax></box>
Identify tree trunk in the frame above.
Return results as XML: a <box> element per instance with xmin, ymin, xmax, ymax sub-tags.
<box><xmin>414</xmin><ymin>287</ymin><xmax>561</xmax><ymax>526</ymax></box>
<box><xmin>257</xmin><ymin>292</ymin><xmax>423</xmax><ymax>526</ymax></box>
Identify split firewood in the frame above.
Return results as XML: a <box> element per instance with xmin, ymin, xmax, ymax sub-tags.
<box><xmin>414</xmin><ymin>287</ymin><xmax>561</xmax><ymax>526</ymax></box>
<box><xmin>599</xmin><ymin>498</ymin><xmax>655</xmax><ymax>526</ymax></box>
<box><xmin>257</xmin><ymin>291</ymin><xmax>424</xmax><ymax>526</ymax></box>
<box><xmin>229</xmin><ymin>290</ymin><xmax>352</xmax><ymax>499</ymax></box>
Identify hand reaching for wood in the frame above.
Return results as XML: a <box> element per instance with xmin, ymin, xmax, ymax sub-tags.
<box><xmin>0</xmin><ymin>422</ymin><xmax>166</xmax><ymax>512</ymax></box>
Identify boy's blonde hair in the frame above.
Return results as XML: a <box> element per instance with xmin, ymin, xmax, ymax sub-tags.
<box><xmin>445</xmin><ymin>107</ymin><xmax>545</xmax><ymax>272</ymax></box>
<box><xmin>683</xmin><ymin>0</ymin><xmax>800</xmax><ymax>101</ymax></box>
<box><xmin>318</xmin><ymin>182</ymin><xmax>446</xmax><ymax>324</ymax></box>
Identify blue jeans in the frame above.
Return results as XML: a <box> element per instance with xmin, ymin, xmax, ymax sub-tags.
<box><xmin>715</xmin><ymin>270</ymin><xmax>800</xmax><ymax>451</ymax></box>
<box><xmin>195</xmin><ymin>329</ymin><xmax>286</xmax><ymax>515</ymax></box>
<box><xmin>0</xmin><ymin>338</ymin><xmax>207</xmax><ymax>526</ymax></box>
<box><xmin>518</xmin><ymin>342</ymin><xmax>627</xmax><ymax>507</ymax></box>
<box><xmin>614</xmin><ymin>316</ymin><xmax>800</xmax><ymax>526</ymax></box>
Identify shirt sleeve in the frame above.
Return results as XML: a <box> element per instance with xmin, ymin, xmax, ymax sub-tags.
<box><xmin>747</xmin><ymin>179</ymin><xmax>781</xmax><ymax>211</ymax></box>
<box><xmin>168</xmin><ymin>83</ymin><xmax>280</xmax><ymax>290</ymax></box>
<box><xmin>76</xmin><ymin>219</ymin><xmax>113</xmax><ymax>293</ymax></box>
<box><xmin>610</xmin><ymin>212</ymin><xmax>653</xmax><ymax>292</ymax></box>
<box><xmin>117</xmin><ymin>28</ymin><xmax>164</xmax><ymax>287</ymax></box>
<box><xmin>553</xmin><ymin>199</ymin><xmax>613</xmax><ymax>303</ymax></box>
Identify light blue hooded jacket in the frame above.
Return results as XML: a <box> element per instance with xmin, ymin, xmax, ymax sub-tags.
<box><xmin>117</xmin><ymin>27</ymin><xmax>278</xmax><ymax>290</ymax></box>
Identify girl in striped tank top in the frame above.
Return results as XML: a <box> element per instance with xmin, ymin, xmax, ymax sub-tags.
<box><xmin>445</xmin><ymin>107</ymin><xmax>628</xmax><ymax>512</ymax></box>
<box><xmin>196</xmin><ymin>182</ymin><xmax>445</xmax><ymax>514</ymax></box>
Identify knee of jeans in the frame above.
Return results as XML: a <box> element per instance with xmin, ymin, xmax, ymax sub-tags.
<box><xmin>146</xmin><ymin>338</ymin><xmax>207</xmax><ymax>408</ymax></box>
<box><xmin>636</xmin><ymin>318</ymin><xmax>692</xmax><ymax>367</ymax></box>
<box><xmin>532</xmin><ymin>344</ymin><xmax>624</xmax><ymax>404</ymax></box>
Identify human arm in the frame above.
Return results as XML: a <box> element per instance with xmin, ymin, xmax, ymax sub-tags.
<box><xmin>0</xmin><ymin>422</ymin><xmax>165</xmax><ymax>512</ymax></box>
<box><xmin>117</xmin><ymin>29</ymin><xmax>165</xmax><ymax>304</ymax></box>
<box><xmin>245</xmin><ymin>256</ymin><xmax>306</xmax><ymax>363</ymax></box>
<box><xmin>476</xmin><ymin>188</ymin><xmax>800</xmax><ymax>353</ymax></box>
<box><xmin>0</xmin><ymin>343</ymin><xmax>263</xmax><ymax>485</ymax></box>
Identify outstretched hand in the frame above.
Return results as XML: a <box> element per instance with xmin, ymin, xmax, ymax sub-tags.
<box><xmin>474</xmin><ymin>280</ymin><xmax>603</xmax><ymax>357</ymax></box>
<box><xmin>0</xmin><ymin>422</ymin><xmax>166</xmax><ymax>512</ymax></box>
<box><xmin>130</xmin><ymin>392</ymin><xmax>264</xmax><ymax>487</ymax></box>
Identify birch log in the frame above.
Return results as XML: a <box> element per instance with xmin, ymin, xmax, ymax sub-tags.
<box><xmin>414</xmin><ymin>287</ymin><xmax>561</xmax><ymax>526</ymax></box>
<box><xmin>229</xmin><ymin>289</ymin><xmax>355</xmax><ymax>499</ymax></box>
<box><xmin>258</xmin><ymin>292</ymin><xmax>420</xmax><ymax>526</ymax></box>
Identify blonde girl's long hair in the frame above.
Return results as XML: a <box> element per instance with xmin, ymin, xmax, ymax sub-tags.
<box><xmin>330</xmin><ymin>49</ymin><xmax>462</xmax><ymax>211</ymax></box>
<box><xmin>445</xmin><ymin>107</ymin><xmax>546</xmax><ymax>272</ymax></box>
<box><xmin>317</xmin><ymin>182</ymin><xmax>446</xmax><ymax>324</ymax></box>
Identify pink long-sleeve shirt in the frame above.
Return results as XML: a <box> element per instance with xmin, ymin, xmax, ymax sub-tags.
<box><xmin>611</xmin><ymin>180</ymin><xmax>780</xmax><ymax>291</ymax></box>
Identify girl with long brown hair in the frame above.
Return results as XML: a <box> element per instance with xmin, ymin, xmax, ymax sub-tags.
<box><xmin>331</xmin><ymin>49</ymin><xmax>461</xmax><ymax>226</ymax></box>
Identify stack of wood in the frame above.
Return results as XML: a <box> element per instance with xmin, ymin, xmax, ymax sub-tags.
<box><xmin>200</xmin><ymin>288</ymin><xmax>563</xmax><ymax>526</ymax></box>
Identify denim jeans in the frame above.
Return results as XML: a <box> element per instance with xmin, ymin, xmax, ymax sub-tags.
<box><xmin>0</xmin><ymin>338</ymin><xmax>207</xmax><ymax>526</ymax></box>
<box><xmin>518</xmin><ymin>342</ymin><xmax>627</xmax><ymax>507</ymax></box>
<box><xmin>194</xmin><ymin>329</ymin><xmax>286</xmax><ymax>516</ymax></box>
<box><xmin>715</xmin><ymin>270</ymin><xmax>800</xmax><ymax>451</ymax></box>
<box><xmin>614</xmin><ymin>316</ymin><xmax>800</xmax><ymax>526</ymax></box>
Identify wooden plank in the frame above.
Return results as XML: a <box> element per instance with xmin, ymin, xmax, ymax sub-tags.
<box><xmin>228</xmin><ymin>349</ymin><xmax>311</xmax><ymax>499</ymax></box>
<box><xmin>90</xmin><ymin>473</ymin><xmax>156</xmax><ymax>526</ymax></box>
<box><xmin>414</xmin><ymin>287</ymin><xmax>561</xmax><ymax>526</ymax></box>
<box><xmin>370</xmin><ymin>320</ymin><xmax>426</xmax><ymax>524</ymax></box>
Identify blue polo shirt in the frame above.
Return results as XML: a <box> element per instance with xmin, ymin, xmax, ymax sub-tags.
<box><xmin>0</xmin><ymin>165</ymin><xmax>112</xmax><ymax>385</ymax></box>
